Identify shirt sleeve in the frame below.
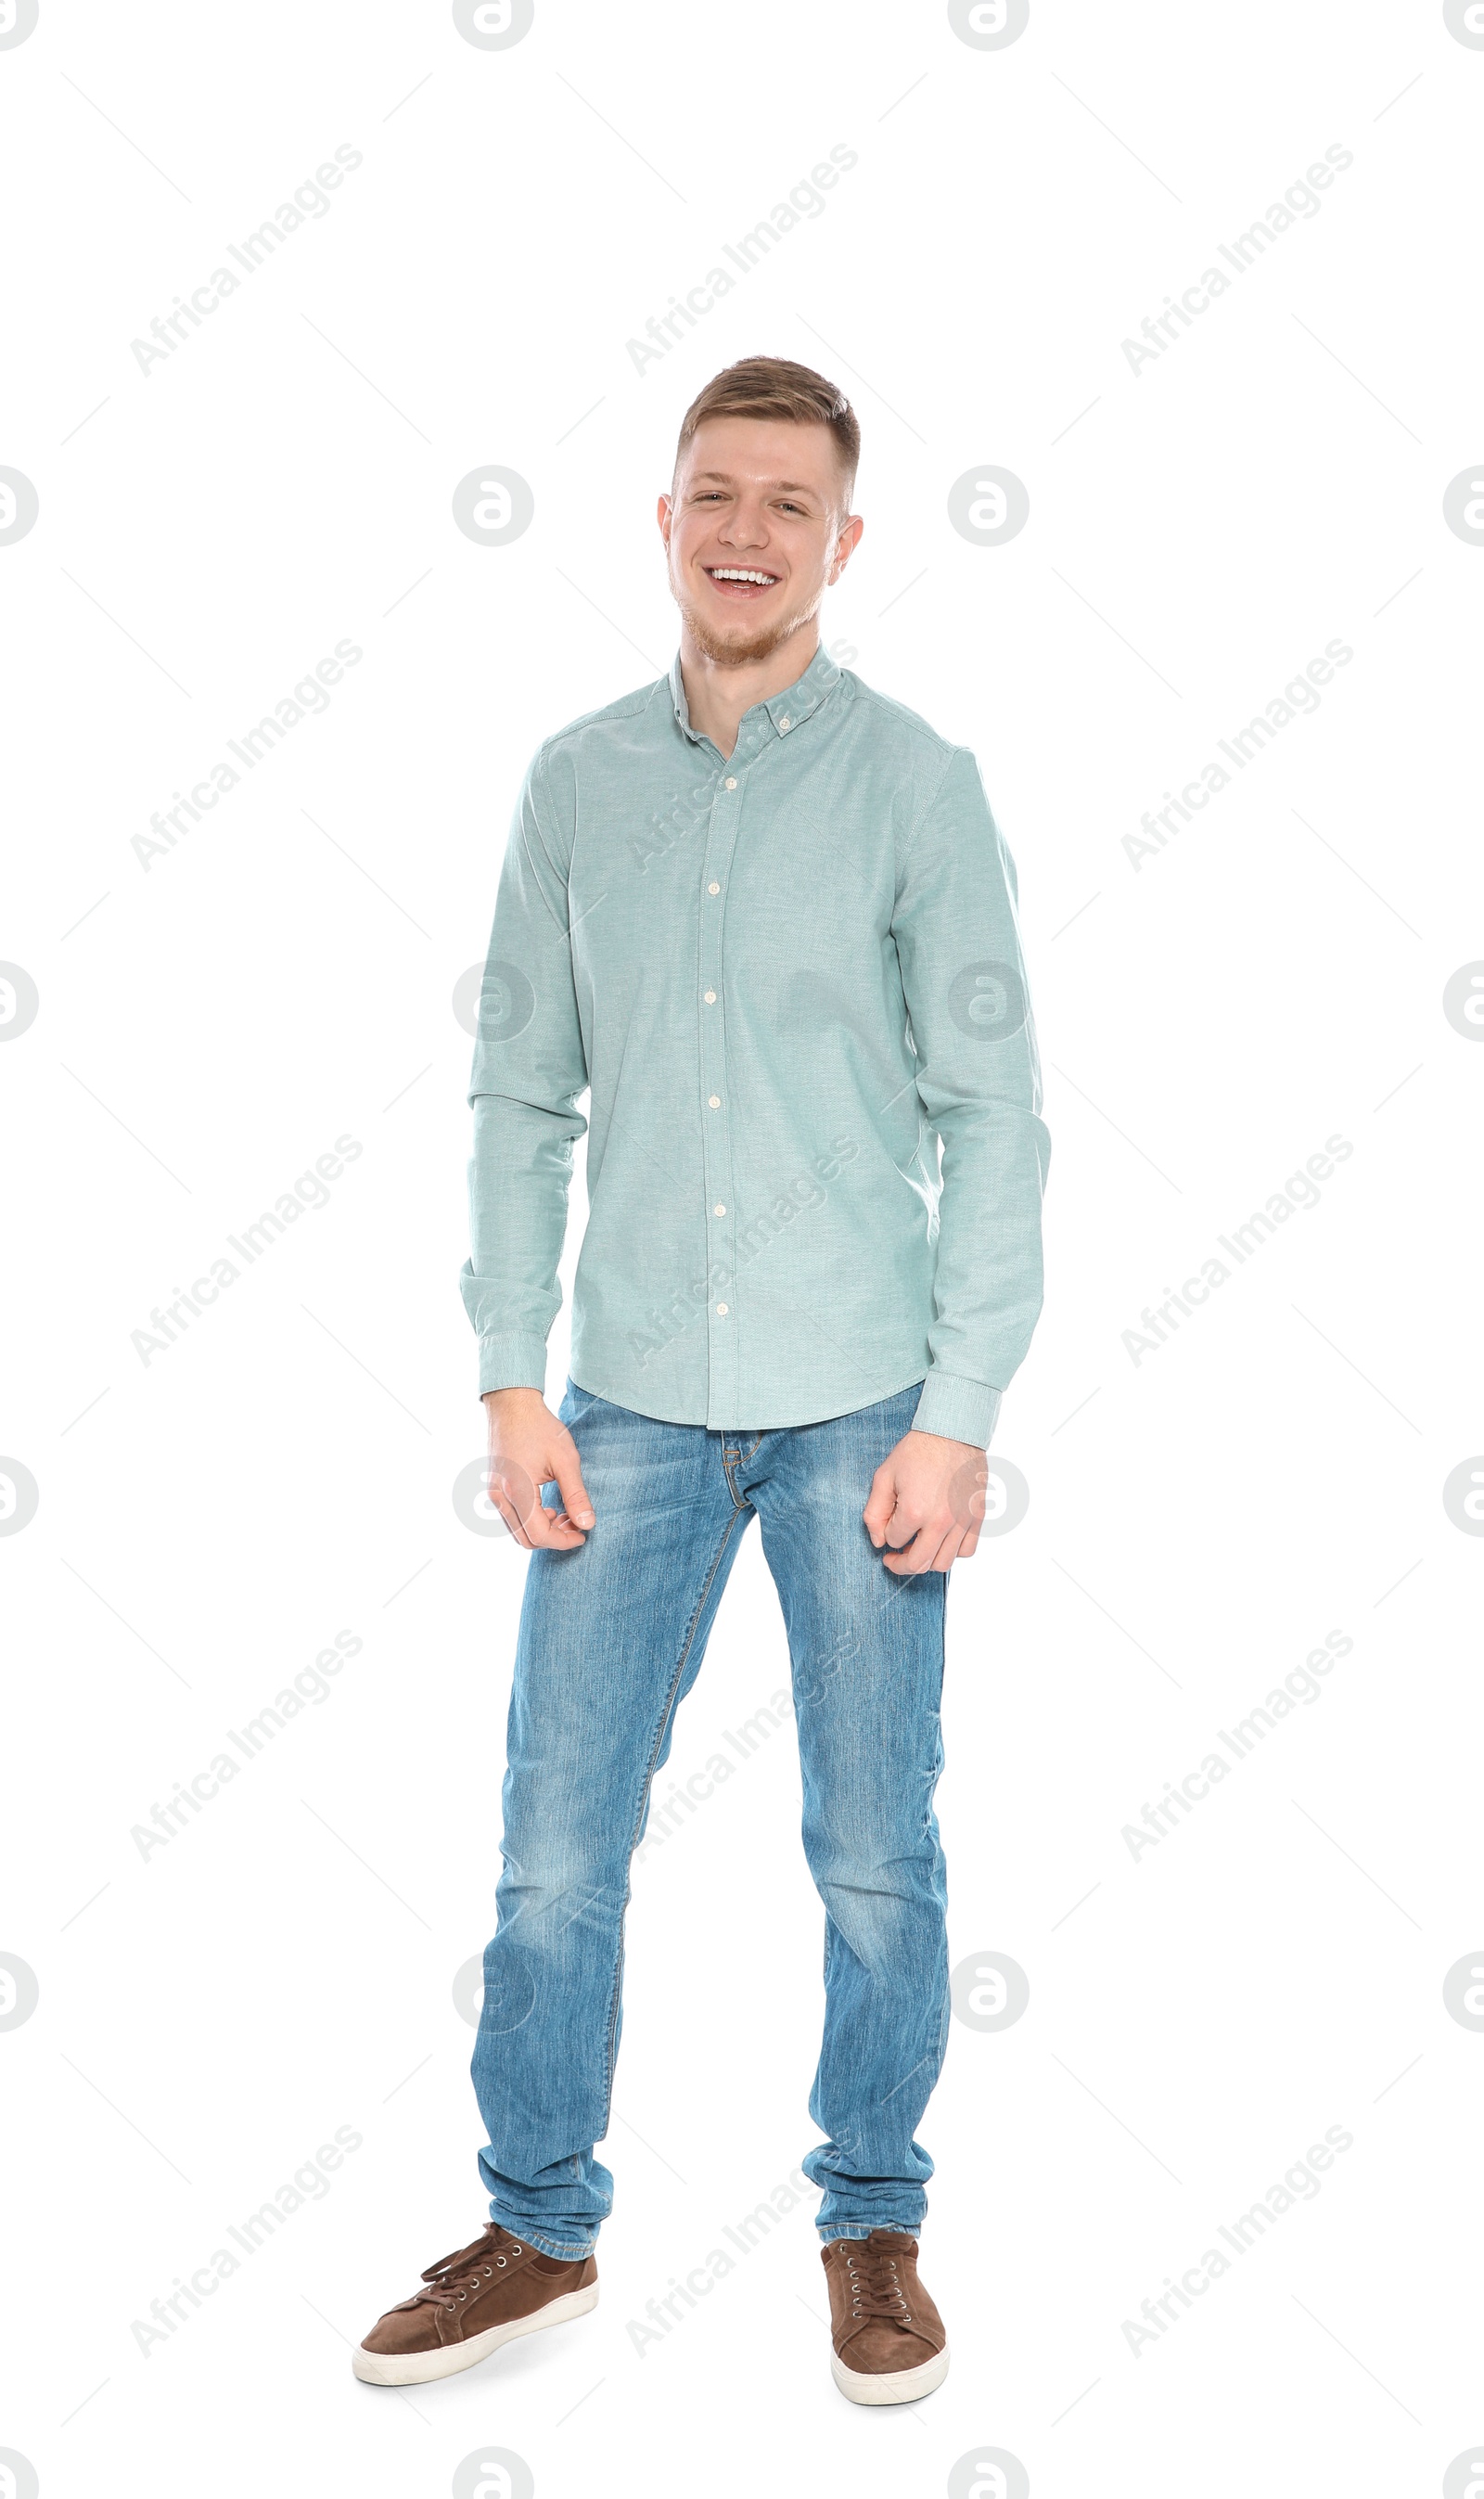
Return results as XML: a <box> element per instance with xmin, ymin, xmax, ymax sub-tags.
<box><xmin>458</xmin><ymin>747</ymin><xmax>589</xmax><ymax>1399</ymax></box>
<box><xmin>891</xmin><ymin>744</ymin><xmax>1051</xmax><ymax>1448</ymax></box>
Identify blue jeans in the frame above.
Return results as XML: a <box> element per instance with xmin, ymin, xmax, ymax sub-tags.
<box><xmin>471</xmin><ymin>1378</ymin><xmax>951</xmax><ymax>2257</ymax></box>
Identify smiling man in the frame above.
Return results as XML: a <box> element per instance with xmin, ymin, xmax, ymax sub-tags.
<box><xmin>354</xmin><ymin>357</ymin><xmax>1051</xmax><ymax>2406</ymax></box>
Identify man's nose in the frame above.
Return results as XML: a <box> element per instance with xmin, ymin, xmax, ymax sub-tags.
<box><xmin>718</xmin><ymin>504</ymin><xmax>771</xmax><ymax>549</ymax></box>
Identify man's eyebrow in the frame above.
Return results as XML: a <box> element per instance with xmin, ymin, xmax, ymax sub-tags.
<box><xmin>687</xmin><ymin>470</ymin><xmax>821</xmax><ymax>494</ymax></box>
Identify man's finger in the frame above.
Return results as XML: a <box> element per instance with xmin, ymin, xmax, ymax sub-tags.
<box><xmin>485</xmin><ymin>1461</ymin><xmax>536</xmax><ymax>1547</ymax></box>
<box><xmin>882</xmin><ymin>1512</ymin><xmax>942</xmax><ymax>1573</ymax></box>
<box><xmin>890</xmin><ymin>1511</ymin><xmax>970</xmax><ymax>1574</ymax></box>
<box><xmin>862</xmin><ymin>1463</ymin><xmax>897</xmax><ymax>1547</ymax></box>
<box><xmin>883</xmin><ymin>1498</ymin><xmax>927</xmax><ymax>1551</ymax></box>
<box><xmin>932</xmin><ymin>1522</ymin><xmax>970</xmax><ymax>1572</ymax></box>
<box><xmin>551</xmin><ymin>1441</ymin><xmax>595</xmax><ymax>1531</ymax></box>
<box><xmin>525</xmin><ymin>1486</ymin><xmax>589</xmax><ymax>1548</ymax></box>
<box><xmin>493</xmin><ymin>1497</ymin><xmax>531</xmax><ymax>1548</ymax></box>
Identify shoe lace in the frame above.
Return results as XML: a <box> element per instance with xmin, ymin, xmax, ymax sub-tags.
<box><xmin>412</xmin><ymin>2223</ymin><xmax>523</xmax><ymax>2312</ymax></box>
<box><xmin>842</xmin><ymin>2238</ymin><xmax>915</xmax><ymax>2326</ymax></box>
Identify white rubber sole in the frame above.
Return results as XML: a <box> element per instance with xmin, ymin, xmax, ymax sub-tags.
<box><xmin>831</xmin><ymin>2339</ymin><xmax>950</xmax><ymax>2406</ymax></box>
<box><xmin>352</xmin><ymin>2280</ymin><xmax>598</xmax><ymax>2386</ymax></box>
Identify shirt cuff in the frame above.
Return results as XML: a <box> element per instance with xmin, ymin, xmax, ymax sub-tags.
<box><xmin>477</xmin><ymin>1332</ymin><xmax>549</xmax><ymax>1400</ymax></box>
<box><xmin>911</xmin><ymin>1373</ymin><xmax>1003</xmax><ymax>1449</ymax></box>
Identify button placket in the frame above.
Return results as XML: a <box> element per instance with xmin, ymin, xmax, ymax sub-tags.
<box><xmin>698</xmin><ymin>759</ymin><xmax>744</xmax><ymax>1425</ymax></box>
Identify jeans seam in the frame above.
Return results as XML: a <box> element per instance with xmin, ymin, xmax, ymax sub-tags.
<box><xmin>723</xmin><ymin>1429</ymin><xmax>765</xmax><ymax>1506</ymax></box>
<box><xmin>597</xmin><ymin>1502</ymin><xmax>748</xmax><ymax>2132</ymax></box>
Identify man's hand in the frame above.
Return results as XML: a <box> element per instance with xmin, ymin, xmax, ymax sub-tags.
<box><xmin>864</xmin><ymin>1429</ymin><xmax>987</xmax><ymax>1575</ymax></box>
<box><xmin>481</xmin><ymin>1387</ymin><xmax>595</xmax><ymax>1551</ymax></box>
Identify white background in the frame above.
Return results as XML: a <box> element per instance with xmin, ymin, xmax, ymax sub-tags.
<box><xmin>3</xmin><ymin>2</ymin><xmax>1482</xmax><ymax>2493</ymax></box>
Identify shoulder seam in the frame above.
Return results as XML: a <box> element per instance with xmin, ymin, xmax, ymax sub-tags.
<box><xmin>534</xmin><ymin>676</ymin><xmax>666</xmax><ymax>763</ymax></box>
<box><xmin>847</xmin><ymin>676</ymin><xmax>960</xmax><ymax>761</ymax></box>
<box><xmin>898</xmin><ymin>742</ymin><xmax>970</xmax><ymax>883</ymax></box>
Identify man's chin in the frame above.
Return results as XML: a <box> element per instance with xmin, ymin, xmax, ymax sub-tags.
<box><xmin>674</xmin><ymin>592</ymin><xmax>818</xmax><ymax>668</ymax></box>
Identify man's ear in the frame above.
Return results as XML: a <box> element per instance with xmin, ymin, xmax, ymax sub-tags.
<box><xmin>829</xmin><ymin>512</ymin><xmax>864</xmax><ymax>581</ymax></box>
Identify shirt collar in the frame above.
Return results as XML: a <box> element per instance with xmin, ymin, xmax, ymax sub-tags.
<box><xmin>668</xmin><ymin>640</ymin><xmax>842</xmax><ymax>750</ymax></box>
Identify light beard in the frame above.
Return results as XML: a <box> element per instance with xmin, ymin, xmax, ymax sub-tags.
<box><xmin>672</xmin><ymin>581</ymin><xmax>823</xmax><ymax>668</ymax></box>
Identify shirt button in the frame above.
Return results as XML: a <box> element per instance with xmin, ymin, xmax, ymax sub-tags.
<box><xmin>713</xmin><ymin>1203</ymin><xmax>725</xmax><ymax>1215</ymax></box>
<box><xmin>708</xmin><ymin>1094</ymin><xmax>721</xmax><ymax>1109</ymax></box>
<box><xmin>725</xmin><ymin>776</ymin><xmax>736</xmax><ymax>790</ymax></box>
<box><xmin>778</xmin><ymin>716</ymin><xmax>791</xmax><ymax>731</ymax></box>
<box><xmin>704</xmin><ymin>989</ymin><xmax>716</xmax><ymax>1004</ymax></box>
<box><xmin>708</xmin><ymin>880</ymin><xmax>720</xmax><ymax>895</ymax></box>
<box><xmin>716</xmin><ymin>1303</ymin><xmax>729</xmax><ymax>1316</ymax></box>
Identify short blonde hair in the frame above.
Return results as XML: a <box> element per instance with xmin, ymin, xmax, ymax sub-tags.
<box><xmin>673</xmin><ymin>356</ymin><xmax>860</xmax><ymax>510</ymax></box>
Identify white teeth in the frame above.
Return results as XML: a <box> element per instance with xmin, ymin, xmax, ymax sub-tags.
<box><xmin>710</xmin><ymin>568</ymin><xmax>777</xmax><ymax>585</ymax></box>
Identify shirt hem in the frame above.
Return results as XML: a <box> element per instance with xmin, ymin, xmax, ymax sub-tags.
<box><xmin>566</xmin><ymin>1364</ymin><xmax>930</xmax><ymax>1434</ymax></box>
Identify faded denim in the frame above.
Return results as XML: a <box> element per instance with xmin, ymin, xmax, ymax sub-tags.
<box><xmin>472</xmin><ymin>1377</ymin><xmax>952</xmax><ymax>2255</ymax></box>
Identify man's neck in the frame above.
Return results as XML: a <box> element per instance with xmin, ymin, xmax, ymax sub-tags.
<box><xmin>677</xmin><ymin>620</ymin><xmax>819</xmax><ymax>761</ymax></box>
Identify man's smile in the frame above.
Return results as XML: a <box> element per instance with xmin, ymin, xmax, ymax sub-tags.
<box><xmin>702</xmin><ymin>564</ymin><xmax>781</xmax><ymax>599</ymax></box>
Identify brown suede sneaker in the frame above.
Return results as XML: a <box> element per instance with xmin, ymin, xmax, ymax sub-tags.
<box><xmin>352</xmin><ymin>2221</ymin><xmax>598</xmax><ymax>2385</ymax></box>
<box><xmin>821</xmin><ymin>2228</ymin><xmax>949</xmax><ymax>2405</ymax></box>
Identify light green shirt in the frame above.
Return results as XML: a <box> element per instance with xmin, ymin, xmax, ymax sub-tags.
<box><xmin>461</xmin><ymin>642</ymin><xmax>1050</xmax><ymax>1446</ymax></box>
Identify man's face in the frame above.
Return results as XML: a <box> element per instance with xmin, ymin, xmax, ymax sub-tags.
<box><xmin>659</xmin><ymin>416</ymin><xmax>861</xmax><ymax>666</ymax></box>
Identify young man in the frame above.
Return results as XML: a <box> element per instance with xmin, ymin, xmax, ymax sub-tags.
<box><xmin>354</xmin><ymin>357</ymin><xmax>1050</xmax><ymax>2404</ymax></box>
